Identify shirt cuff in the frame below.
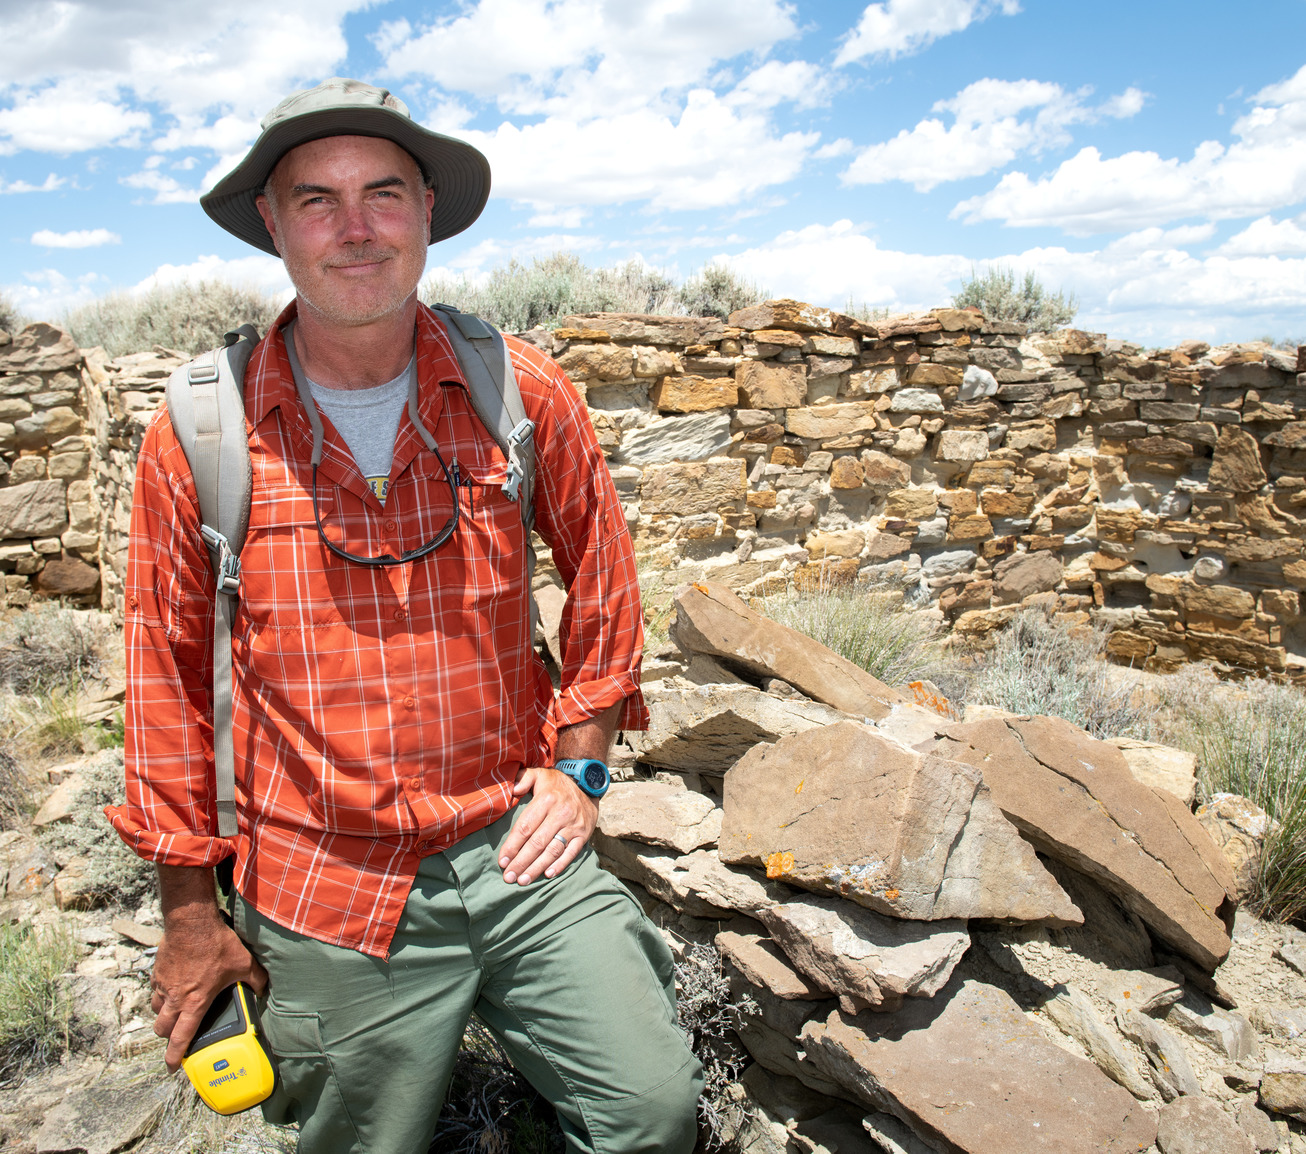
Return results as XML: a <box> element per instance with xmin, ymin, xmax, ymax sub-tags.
<box><xmin>105</xmin><ymin>804</ymin><xmax>236</xmax><ymax>868</ymax></box>
<box><xmin>549</xmin><ymin>672</ymin><xmax>649</xmax><ymax>737</ymax></box>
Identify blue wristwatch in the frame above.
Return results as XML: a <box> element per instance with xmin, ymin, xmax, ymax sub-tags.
<box><xmin>554</xmin><ymin>758</ymin><xmax>611</xmax><ymax>799</ymax></box>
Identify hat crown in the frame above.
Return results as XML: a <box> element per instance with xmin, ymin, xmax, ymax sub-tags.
<box><xmin>260</xmin><ymin>77</ymin><xmax>412</xmax><ymax>133</ymax></box>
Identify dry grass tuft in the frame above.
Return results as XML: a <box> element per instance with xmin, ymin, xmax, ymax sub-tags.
<box><xmin>0</xmin><ymin>921</ymin><xmax>78</xmax><ymax>1084</ymax></box>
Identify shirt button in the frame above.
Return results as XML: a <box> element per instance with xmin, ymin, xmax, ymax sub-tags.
<box><xmin>393</xmin><ymin>608</ymin><xmax>406</xmax><ymax>621</ymax></box>
<box><xmin>403</xmin><ymin>696</ymin><xmax>416</xmax><ymax>711</ymax></box>
<box><xmin>128</xmin><ymin>594</ymin><xmax>139</xmax><ymax>609</ymax></box>
<box><xmin>384</xmin><ymin>519</ymin><xmax>397</xmax><ymax>532</ymax></box>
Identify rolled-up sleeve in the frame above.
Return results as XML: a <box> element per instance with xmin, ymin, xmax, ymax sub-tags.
<box><xmin>526</xmin><ymin>354</ymin><xmax>649</xmax><ymax>735</ymax></box>
<box><xmin>105</xmin><ymin>408</ymin><xmax>235</xmax><ymax>867</ymax></box>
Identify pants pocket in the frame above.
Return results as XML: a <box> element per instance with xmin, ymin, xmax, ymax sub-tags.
<box><xmin>258</xmin><ymin>1004</ymin><xmax>360</xmax><ymax>1151</ymax></box>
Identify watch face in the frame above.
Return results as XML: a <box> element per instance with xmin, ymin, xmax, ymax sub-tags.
<box><xmin>582</xmin><ymin>762</ymin><xmax>607</xmax><ymax>792</ymax></box>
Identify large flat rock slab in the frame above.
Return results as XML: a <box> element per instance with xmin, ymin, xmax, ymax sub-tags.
<box><xmin>629</xmin><ymin>681</ymin><xmax>850</xmax><ymax>775</ymax></box>
<box><xmin>799</xmin><ymin>978</ymin><xmax>1158</xmax><ymax>1154</ymax></box>
<box><xmin>669</xmin><ymin>582</ymin><xmax>904</xmax><ymax>720</ymax></box>
<box><xmin>719</xmin><ymin>721</ymin><xmax>1080</xmax><ymax>924</ymax></box>
<box><xmin>757</xmin><ymin>896</ymin><xmax>969</xmax><ymax>1012</ymax></box>
<box><xmin>932</xmin><ymin>715</ymin><xmax>1237</xmax><ymax>970</ymax></box>
<box><xmin>596</xmin><ymin>780</ymin><xmax>722</xmax><ymax>852</ymax></box>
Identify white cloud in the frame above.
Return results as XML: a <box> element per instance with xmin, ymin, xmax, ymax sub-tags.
<box><xmin>725</xmin><ymin>60</ymin><xmax>833</xmax><ymax>112</ymax></box>
<box><xmin>0</xmin><ymin>173</ymin><xmax>64</xmax><ymax>194</ymax></box>
<box><xmin>843</xmin><ymin>79</ymin><xmax>1145</xmax><ymax>191</ymax></box>
<box><xmin>134</xmin><ymin>254</ymin><xmax>294</xmax><ymax>300</ymax></box>
<box><xmin>709</xmin><ymin>219</ymin><xmax>1306</xmax><ymax>345</ymax></box>
<box><xmin>31</xmin><ymin>227</ymin><xmax>120</xmax><ymax>248</ymax></box>
<box><xmin>4</xmin><ymin>268</ymin><xmax>104</xmax><ymax>322</ymax></box>
<box><xmin>425</xmin><ymin>233</ymin><xmax>605</xmax><ymax>283</ymax></box>
<box><xmin>1213</xmin><ymin>215</ymin><xmax>1306</xmax><ymax>256</ymax></box>
<box><xmin>121</xmin><ymin>168</ymin><xmax>201</xmax><ymax>204</ymax></box>
<box><xmin>0</xmin><ymin>0</ymin><xmax>365</xmax><ymax>158</ymax></box>
<box><xmin>0</xmin><ymin>80</ymin><xmax>149</xmax><ymax>154</ymax></box>
<box><xmin>835</xmin><ymin>0</ymin><xmax>1021</xmax><ymax>66</ymax></box>
<box><xmin>954</xmin><ymin>62</ymin><xmax>1306</xmax><ymax>234</ymax></box>
<box><xmin>527</xmin><ymin>207</ymin><xmax>590</xmax><ymax>228</ymax></box>
<box><xmin>461</xmin><ymin>90</ymin><xmax>819</xmax><ymax>212</ymax></box>
<box><xmin>381</xmin><ymin>0</ymin><xmax>799</xmax><ymax>121</ymax></box>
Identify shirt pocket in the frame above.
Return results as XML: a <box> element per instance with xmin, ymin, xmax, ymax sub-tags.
<box><xmin>238</xmin><ymin>483</ymin><xmax>348</xmax><ymax>631</ymax></box>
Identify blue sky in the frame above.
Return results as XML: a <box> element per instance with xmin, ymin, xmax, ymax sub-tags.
<box><xmin>3</xmin><ymin>0</ymin><xmax>1306</xmax><ymax>345</ymax></box>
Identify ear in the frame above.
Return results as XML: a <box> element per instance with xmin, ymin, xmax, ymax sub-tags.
<box><xmin>254</xmin><ymin>194</ymin><xmax>282</xmax><ymax>256</ymax></box>
<box><xmin>423</xmin><ymin>185</ymin><xmax>435</xmax><ymax>229</ymax></box>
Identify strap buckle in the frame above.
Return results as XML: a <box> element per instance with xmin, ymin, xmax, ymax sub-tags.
<box><xmin>200</xmin><ymin>524</ymin><xmax>242</xmax><ymax>595</ymax></box>
<box><xmin>502</xmin><ymin>419</ymin><xmax>535</xmax><ymax>502</ymax></box>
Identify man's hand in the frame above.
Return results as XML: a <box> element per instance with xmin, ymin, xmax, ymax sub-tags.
<box><xmin>150</xmin><ymin>865</ymin><xmax>268</xmax><ymax>1071</ymax></box>
<box><xmin>499</xmin><ymin>767</ymin><xmax>598</xmax><ymax>885</ymax></box>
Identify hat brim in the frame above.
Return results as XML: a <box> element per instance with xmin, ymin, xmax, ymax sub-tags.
<box><xmin>200</xmin><ymin>106</ymin><xmax>491</xmax><ymax>257</ymax></box>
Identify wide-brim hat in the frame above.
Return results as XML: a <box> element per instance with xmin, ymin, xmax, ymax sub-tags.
<box><xmin>200</xmin><ymin>77</ymin><xmax>491</xmax><ymax>257</ymax></box>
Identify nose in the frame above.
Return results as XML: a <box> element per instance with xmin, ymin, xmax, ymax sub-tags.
<box><xmin>337</xmin><ymin>197</ymin><xmax>377</xmax><ymax>246</ymax></box>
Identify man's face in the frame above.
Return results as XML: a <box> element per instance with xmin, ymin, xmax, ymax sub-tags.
<box><xmin>256</xmin><ymin>135</ymin><xmax>435</xmax><ymax>328</ymax></box>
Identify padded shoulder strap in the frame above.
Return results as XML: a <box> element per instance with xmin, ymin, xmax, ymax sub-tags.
<box><xmin>163</xmin><ymin>323</ymin><xmax>260</xmax><ymax>839</ymax></box>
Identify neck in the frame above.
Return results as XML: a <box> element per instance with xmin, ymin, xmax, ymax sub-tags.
<box><xmin>291</xmin><ymin>296</ymin><xmax>419</xmax><ymax>390</ymax></box>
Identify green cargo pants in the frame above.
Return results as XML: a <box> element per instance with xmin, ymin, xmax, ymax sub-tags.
<box><xmin>232</xmin><ymin>803</ymin><xmax>704</xmax><ymax>1154</ymax></box>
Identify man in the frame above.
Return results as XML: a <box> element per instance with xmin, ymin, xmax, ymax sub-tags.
<box><xmin>108</xmin><ymin>77</ymin><xmax>703</xmax><ymax>1154</ymax></box>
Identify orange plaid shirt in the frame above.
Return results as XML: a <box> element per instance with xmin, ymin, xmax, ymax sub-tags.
<box><xmin>108</xmin><ymin>302</ymin><xmax>648</xmax><ymax>958</ymax></box>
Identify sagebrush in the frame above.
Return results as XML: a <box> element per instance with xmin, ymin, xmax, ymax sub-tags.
<box><xmin>963</xmin><ymin>609</ymin><xmax>1149</xmax><ymax>738</ymax></box>
<box><xmin>63</xmin><ymin>280</ymin><xmax>284</xmax><ymax>357</ymax></box>
<box><xmin>1159</xmin><ymin>677</ymin><xmax>1306</xmax><ymax>923</ymax></box>
<box><xmin>760</xmin><ymin>583</ymin><xmax>954</xmax><ymax>689</ymax></box>
<box><xmin>0</xmin><ymin>289</ymin><xmax>25</xmax><ymax>335</ymax></box>
<box><xmin>0</xmin><ymin>607</ymin><xmax>107</xmax><ymax>694</ymax></box>
<box><xmin>0</xmin><ymin>921</ymin><xmax>77</xmax><ymax>1083</ymax></box>
<box><xmin>422</xmin><ymin>252</ymin><xmax>766</xmax><ymax>332</ymax></box>
<box><xmin>37</xmin><ymin>748</ymin><xmax>156</xmax><ymax>908</ymax></box>
<box><xmin>953</xmin><ymin>264</ymin><xmax>1077</xmax><ymax>331</ymax></box>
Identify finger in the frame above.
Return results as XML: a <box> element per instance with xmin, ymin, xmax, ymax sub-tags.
<box><xmin>505</xmin><ymin>824</ymin><xmax>571</xmax><ymax>886</ymax></box>
<box><xmin>164</xmin><ymin>1005</ymin><xmax>209</xmax><ymax>1071</ymax></box>
<box><xmin>543</xmin><ymin>835</ymin><xmax>583</xmax><ymax>879</ymax></box>
<box><xmin>511</xmin><ymin>766</ymin><xmax>538</xmax><ymax>798</ymax></box>
<box><xmin>499</xmin><ymin>797</ymin><xmax>552</xmax><ymax>876</ymax></box>
<box><xmin>243</xmin><ymin>957</ymin><xmax>270</xmax><ymax>996</ymax></box>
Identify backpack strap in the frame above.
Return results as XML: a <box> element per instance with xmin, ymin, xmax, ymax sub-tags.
<box><xmin>164</xmin><ymin>324</ymin><xmax>259</xmax><ymax>839</ymax></box>
<box><xmin>430</xmin><ymin>304</ymin><xmax>540</xmax><ymax>634</ymax></box>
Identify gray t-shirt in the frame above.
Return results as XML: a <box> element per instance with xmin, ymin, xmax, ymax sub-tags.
<box><xmin>308</xmin><ymin>359</ymin><xmax>413</xmax><ymax>504</ymax></box>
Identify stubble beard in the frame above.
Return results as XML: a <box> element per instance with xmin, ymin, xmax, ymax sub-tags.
<box><xmin>285</xmin><ymin>243</ymin><xmax>428</xmax><ymax>329</ymax></box>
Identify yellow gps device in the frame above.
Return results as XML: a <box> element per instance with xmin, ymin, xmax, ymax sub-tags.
<box><xmin>181</xmin><ymin>982</ymin><xmax>276</xmax><ymax>1115</ymax></box>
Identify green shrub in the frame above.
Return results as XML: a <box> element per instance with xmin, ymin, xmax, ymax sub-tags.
<box><xmin>963</xmin><ymin>609</ymin><xmax>1149</xmax><ymax>738</ymax></box>
<box><xmin>760</xmin><ymin>584</ymin><xmax>952</xmax><ymax>688</ymax></box>
<box><xmin>0</xmin><ymin>290</ymin><xmax>25</xmax><ymax>335</ymax></box>
<box><xmin>63</xmin><ymin>280</ymin><xmax>283</xmax><ymax>357</ymax></box>
<box><xmin>0</xmin><ymin>921</ymin><xmax>77</xmax><ymax>1082</ymax></box>
<box><xmin>676</xmin><ymin>264</ymin><xmax>768</xmax><ymax>321</ymax></box>
<box><xmin>0</xmin><ymin>607</ymin><xmax>108</xmax><ymax>695</ymax></box>
<box><xmin>422</xmin><ymin>252</ymin><xmax>769</xmax><ymax>333</ymax></box>
<box><xmin>37</xmin><ymin>748</ymin><xmax>155</xmax><ymax>908</ymax></box>
<box><xmin>1162</xmin><ymin>679</ymin><xmax>1306</xmax><ymax>923</ymax></box>
<box><xmin>953</xmin><ymin>264</ymin><xmax>1077</xmax><ymax>331</ymax></box>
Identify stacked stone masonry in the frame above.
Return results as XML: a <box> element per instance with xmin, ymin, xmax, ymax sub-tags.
<box><xmin>15</xmin><ymin>299</ymin><xmax>1306</xmax><ymax>679</ymax></box>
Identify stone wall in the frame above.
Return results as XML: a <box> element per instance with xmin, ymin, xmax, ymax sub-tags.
<box><xmin>13</xmin><ymin>299</ymin><xmax>1306</xmax><ymax>679</ymax></box>
<box><xmin>0</xmin><ymin>324</ymin><xmax>105</xmax><ymax>605</ymax></box>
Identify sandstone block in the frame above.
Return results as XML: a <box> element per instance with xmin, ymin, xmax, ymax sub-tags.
<box><xmin>883</xmin><ymin>489</ymin><xmax>938</xmax><ymax>520</ymax></box>
<box><xmin>1261</xmin><ymin>1057</ymin><xmax>1306</xmax><ymax>1121</ymax></box>
<box><xmin>641</xmin><ymin>459</ymin><xmax>746</xmax><ymax>515</ymax></box>
<box><xmin>785</xmin><ymin>402</ymin><xmax>878</xmax><ymax>440</ymax></box>
<box><xmin>630</xmin><ymin>681</ymin><xmax>850</xmax><ymax>776</ymax></box>
<box><xmin>934</xmin><ymin>429</ymin><xmax>989</xmax><ymax>463</ymax></box>
<box><xmin>730</xmin><ymin>299</ymin><xmax>870</xmax><ymax>338</ymax></box>
<box><xmin>717</xmin><ymin>930</ymin><xmax>827</xmax><ymax>1000</ymax></box>
<box><xmin>0</xmin><ymin>479</ymin><xmax>67</xmax><ymax>537</ymax></box>
<box><xmin>993</xmin><ymin>551</ymin><xmax>1063</xmax><ymax>604</ymax></box>
<box><xmin>860</xmin><ymin>451</ymin><xmax>911</xmax><ymax>491</ymax></box>
<box><xmin>804</xmin><ymin>529</ymin><xmax>864</xmax><ymax>559</ymax></box>
<box><xmin>959</xmin><ymin>364</ymin><xmax>999</xmax><ymax>400</ymax></box>
<box><xmin>906</xmin><ymin>363</ymin><xmax>963</xmax><ymax>388</ymax></box>
<box><xmin>980</xmin><ymin>488</ymin><xmax>1035</xmax><ymax>517</ymax></box>
<box><xmin>36</xmin><ymin>557</ymin><xmax>100</xmax><ymax>597</ymax></box>
<box><xmin>888</xmin><ymin>388</ymin><xmax>944</xmax><ymax>414</ymax></box>
<box><xmin>758</xmin><ymin>896</ymin><xmax>969</xmax><ymax>1012</ymax></box>
<box><xmin>1107</xmin><ymin>738</ymin><xmax>1197</xmax><ymax>805</ymax></box>
<box><xmin>1196</xmin><ymin>793</ymin><xmax>1271</xmax><ymax>902</ymax></box>
<box><xmin>829</xmin><ymin>456</ymin><xmax>864</xmax><ymax>488</ymax></box>
<box><xmin>555</xmin><ymin>342</ymin><xmax>635</xmax><ymax>382</ymax></box>
<box><xmin>1177</xmin><ymin>582</ymin><xmax>1256</xmax><ymax>619</ymax></box>
<box><xmin>846</xmin><ymin>367</ymin><xmax>899</xmax><ymax>396</ymax></box>
<box><xmin>1166</xmin><ymin>992</ymin><xmax>1258</xmax><ymax>1061</ymax></box>
<box><xmin>32</xmin><ymin>772</ymin><xmax>84</xmax><ymax>828</ymax></box>
<box><xmin>932</xmin><ymin>716</ymin><xmax>1238</xmax><ymax>970</ymax></box>
<box><xmin>1004</xmin><ymin>420</ymin><xmax>1056</xmax><ymax>452</ymax></box>
<box><xmin>1156</xmin><ymin>1096</ymin><xmax>1256</xmax><ymax>1154</ymax></box>
<box><xmin>719</xmin><ymin>722</ymin><xmax>1080</xmax><ymax>924</ymax></box>
<box><xmin>1117</xmin><ymin>1008</ymin><xmax>1201</xmax><ymax>1099</ymax></box>
<box><xmin>558</xmin><ymin>314</ymin><xmax>727</xmax><ymax>345</ymax></box>
<box><xmin>648</xmin><ymin>374</ymin><xmax>735</xmax><ymax>412</ymax></box>
<box><xmin>736</xmin><ymin>360</ymin><xmax>808</xmax><ymax>408</ymax></box>
<box><xmin>669</xmin><ymin>584</ymin><xmax>903</xmax><ymax>720</ymax></box>
<box><xmin>591</xmin><ymin>836</ymin><xmax>733</xmax><ymax>918</ymax></box>
<box><xmin>1209</xmin><ymin>427</ymin><xmax>1267</xmax><ymax>492</ymax></box>
<box><xmin>596</xmin><ymin>780</ymin><xmax>722</xmax><ymax>853</ymax></box>
<box><xmin>1042</xmin><ymin>983</ymin><xmax>1154</xmax><ymax>1100</ymax></box>
<box><xmin>800</xmin><ymin>980</ymin><xmax>1157</xmax><ymax>1154</ymax></box>
<box><xmin>620</xmin><ymin>412</ymin><xmax>732</xmax><ymax>465</ymax></box>
<box><xmin>0</xmin><ymin>323</ymin><xmax>82</xmax><ymax>373</ymax></box>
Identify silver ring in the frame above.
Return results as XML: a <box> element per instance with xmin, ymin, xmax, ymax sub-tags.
<box><xmin>552</xmin><ymin>833</ymin><xmax>568</xmax><ymax>847</ymax></box>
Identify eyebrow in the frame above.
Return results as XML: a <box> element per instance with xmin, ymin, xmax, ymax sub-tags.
<box><xmin>289</xmin><ymin>175</ymin><xmax>410</xmax><ymax>197</ymax></box>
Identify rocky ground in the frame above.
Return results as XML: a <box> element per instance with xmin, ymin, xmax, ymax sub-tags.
<box><xmin>0</xmin><ymin>586</ymin><xmax>1304</xmax><ymax>1153</ymax></box>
